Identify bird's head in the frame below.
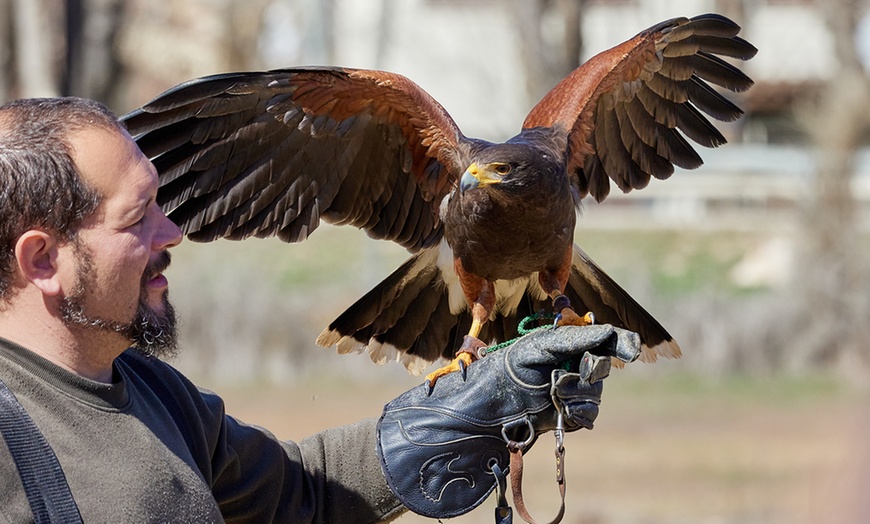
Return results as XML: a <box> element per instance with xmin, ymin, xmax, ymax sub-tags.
<box><xmin>458</xmin><ymin>141</ymin><xmax>563</xmax><ymax>195</ymax></box>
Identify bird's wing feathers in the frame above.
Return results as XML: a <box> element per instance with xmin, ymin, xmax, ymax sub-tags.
<box><xmin>123</xmin><ymin>67</ymin><xmax>467</xmax><ymax>251</ymax></box>
<box><xmin>522</xmin><ymin>13</ymin><xmax>756</xmax><ymax>202</ymax></box>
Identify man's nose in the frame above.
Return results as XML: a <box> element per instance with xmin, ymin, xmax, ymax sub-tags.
<box><xmin>155</xmin><ymin>212</ymin><xmax>183</xmax><ymax>251</ymax></box>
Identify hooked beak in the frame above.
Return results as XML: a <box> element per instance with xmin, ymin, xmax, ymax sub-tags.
<box><xmin>459</xmin><ymin>163</ymin><xmax>502</xmax><ymax>194</ymax></box>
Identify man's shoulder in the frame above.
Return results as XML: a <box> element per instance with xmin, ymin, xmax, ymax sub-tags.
<box><xmin>116</xmin><ymin>349</ymin><xmax>200</xmax><ymax>399</ymax></box>
<box><xmin>117</xmin><ymin>349</ymin><xmax>183</xmax><ymax>380</ymax></box>
<box><xmin>116</xmin><ymin>349</ymin><xmax>225</xmax><ymax>419</ymax></box>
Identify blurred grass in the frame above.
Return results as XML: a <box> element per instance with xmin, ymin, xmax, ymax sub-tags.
<box><xmin>611</xmin><ymin>370</ymin><xmax>849</xmax><ymax>410</ymax></box>
<box><xmin>172</xmin><ymin>224</ymin><xmax>767</xmax><ymax>298</ymax></box>
<box><xmin>576</xmin><ymin>229</ymin><xmax>753</xmax><ymax>297</ymax></box>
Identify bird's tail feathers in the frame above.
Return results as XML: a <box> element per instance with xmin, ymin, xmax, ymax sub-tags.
<box><xmin>316</xmin><ymin>243</ymin><xmax>681</xmax><ymax>375</ymax></box>
<box><xmin>566</xmin><ymin>244</ymin><xmax>682</xmax><ymax>363</ymax></box>
<box><xmin>316</xmin><ymin>248</ymin><xmax>460</xmax><ymax>375</ymax></box>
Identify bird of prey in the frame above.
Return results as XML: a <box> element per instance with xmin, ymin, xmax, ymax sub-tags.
<box><xmin>123</xmin><ymin>13</ymin><xmax>756</xmax><ymax>387</ymax></box>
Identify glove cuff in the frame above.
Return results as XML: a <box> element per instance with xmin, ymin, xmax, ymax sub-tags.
<box><xmin>376</xmin><ymin>393</ymin><xmax>510</xmax><ymax>518</ymax></box>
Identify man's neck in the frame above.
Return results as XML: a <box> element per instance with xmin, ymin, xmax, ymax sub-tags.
<box><xmin>38</xmin><ymin>336</ymin><xmax>119</xmax><ymax>383</ymax></box>
<box><xmin>0</xmin><ymin>311</ymin><xmax>124</xmax><ymax>383</ymax></box>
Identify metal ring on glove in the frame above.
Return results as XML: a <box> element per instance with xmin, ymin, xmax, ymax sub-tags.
<box><xmin>501</xmin><ymin>416</ymin><xmax>535</xmax><ymax>452</ymax></box>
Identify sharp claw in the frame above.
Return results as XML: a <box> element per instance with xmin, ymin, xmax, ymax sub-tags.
<box><xmin>553</xmin><ymin>313</ymin><xmax>563</xmax><ymax>328</ymax></box>
<box><xmin>424</xmin><ymin>379</ymin><xmax>434</xmax><ymax>396</ymax></box>
<box><xmin>459</xmin><ymin>358</ymin><xmax>468</xmax><ymax>381</ymax></box>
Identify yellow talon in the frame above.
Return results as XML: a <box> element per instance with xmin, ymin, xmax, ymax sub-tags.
<box><xmin>424</xmin><ymin>352</ymin><xmax>477</xmax><ymax>394</ymax></box>
<box><xmin>557</xmin><ymin>309</ymin><xmax>595</xmax><ymax>327</ymax></box>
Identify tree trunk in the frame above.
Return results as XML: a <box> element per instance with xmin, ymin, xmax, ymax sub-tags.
<box><xmin>12</xmin><ymin>0</ymin><xmax>58</xmax><ymax>97</ymax></box>
<box><xmin>508</xmin><ymin>0</ymin><xmax>585</xmax><ymax>107</ymax></box>
<box><xmin>793</xmin><ymin>0</ymin><xmax>870</xmax><ymax>373</ymax></box>
<box><xmin>0</xmin><ymin>0</ymin><xmax>11</xmax><ymax>101</ymax></box>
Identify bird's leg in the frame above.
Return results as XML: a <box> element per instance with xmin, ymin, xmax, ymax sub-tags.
<box><xmin>540</xmin><ymin>248</ymin><xmax>595</xmax><ymax>327</ymax></box>
<box><xmin>422</xmin><ymin>308</ymin><xmax>489</xmax><ymax>393</ymax></box>
<box><xmin>549</xmin><ymin>291</ymin><xmax>595</xmax><ymax>326</ymax></box>
<box><xmin>424</xmin><ymin>261</ymin><xmax>494</xmax><ymax>394</ymax></box>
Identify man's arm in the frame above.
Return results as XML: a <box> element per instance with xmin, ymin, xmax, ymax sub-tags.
<box><xmin>200</xmin><ymin>393</ymin><xmax>405</xmax><ymax>523</ymax></box>
<box><xmin>120</xmin><ymin>351</ymin><xmax>403</xmax><ymax>524</ymax></box>
<box><xmin>298</xmin><ymin>420</ymin><xmax>406</xmax><ymax>522</ymax></box>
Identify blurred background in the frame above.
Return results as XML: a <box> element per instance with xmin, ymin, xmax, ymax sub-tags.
<box><xmin>2</xmin><ymin>0</ymin><xmax>870</xmax><ymax>522</ymax></box>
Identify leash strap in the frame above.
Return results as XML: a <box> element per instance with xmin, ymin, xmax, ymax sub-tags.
<box><xmin>0</xmin><ymin>377</ymin><xmax>83</xmax><ymax>523</ymax></box>
<box><xmin>504</xmin><ymin>413</ymin><xmax>567</xmax><ymax>524</ymax></box>
<box><xmin>508</xmin><ymin>445</ymin><xmax>566</xmax><ymax>524</ymax></box>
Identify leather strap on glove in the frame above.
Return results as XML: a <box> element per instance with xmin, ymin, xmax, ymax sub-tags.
<box><xmin>376</xmin><ymin>324</ymin><xmax>640</xmax><ymax>519</ymax></box>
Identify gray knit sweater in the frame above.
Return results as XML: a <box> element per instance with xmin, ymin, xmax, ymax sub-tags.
<box><xmin>0</xmin><ymin>338</ymin><xmax>404</xmax><ymax>523</ymax></box>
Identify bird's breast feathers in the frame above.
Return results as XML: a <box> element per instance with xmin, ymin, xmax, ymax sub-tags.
<box><xmin>435</xmin><ymin>239</ymin><xmax>548</xmax><ymax>317</ymax></box>
<box><xmin>439</xmin><ymin>190</ymin><xmax>576</xmax><ymax>281</ymax></box>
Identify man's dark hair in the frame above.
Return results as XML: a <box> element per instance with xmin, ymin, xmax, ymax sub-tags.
<box><xmin>0</xmin><ymin>97</ymin><xmax>126</xmax><ymax>301</ymax></box>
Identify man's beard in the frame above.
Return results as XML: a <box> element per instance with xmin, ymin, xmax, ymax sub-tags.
<box><xmin>59</xmin><ymin>245</ymin><xmax>179</xmax><ymax>359</ymax></box>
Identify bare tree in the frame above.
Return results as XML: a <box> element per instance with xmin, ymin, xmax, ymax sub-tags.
<box><xmin>793</xmin><ymin>0</ymin><xmax>870</xmax><ymax>373</ymax></box>
<box><xmin>224</xmin><ymin>0</ymin><xmax>273</xmax><ymax>71</ymax></box>
<box><xmin>508</xmin><ymin>0</ymin><xmax>586</xmax><ymax>107</ymax></box>
<box><xmin>0</xmin><ymin>0</ymin><xmax>11</xmax><ymax>101</ymax></box>
<box><xmin>64</xmin><ymin>0</ymin><xmax>127</xmax><ymax>106</ymax></box>
<box><xmin>10</xmin><ymin>0</ymin><xmax>60</xmax><ymax>98</ymax></box>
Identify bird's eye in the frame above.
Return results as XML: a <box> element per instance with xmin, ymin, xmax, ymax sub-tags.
<box><xmin>494</xmin><ymin>164</ymin><xmax>512</xmax><ymax>175</ymax></box>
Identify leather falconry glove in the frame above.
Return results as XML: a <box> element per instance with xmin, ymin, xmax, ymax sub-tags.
<box><xmin>376</xmin><ymin>324</ymin><xmax>641</xmax><ymax>519</ymax></box>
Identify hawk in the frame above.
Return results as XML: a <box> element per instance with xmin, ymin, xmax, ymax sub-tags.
<box><xmin>123</xmin><ymin>13</ymin><xmax>756</xmax><ymax>387</ymax></box>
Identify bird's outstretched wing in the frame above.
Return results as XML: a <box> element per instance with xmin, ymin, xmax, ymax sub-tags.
<box><xmin>123</xmin><ymin>67</ymin><xmax>469</xmax><ymax>251</ymax></box>
<box><xmin>522</xmin><ymin>13</ymin><xmax>757</xmax><ymax>202</ymax></box>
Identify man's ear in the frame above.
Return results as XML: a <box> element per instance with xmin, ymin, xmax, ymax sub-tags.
<box><xmin>14</xmin><ymin>231</ymin><xmax>63</xmax><ymax>296</ymax></box>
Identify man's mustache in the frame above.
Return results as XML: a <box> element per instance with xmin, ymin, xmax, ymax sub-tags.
<box><xmin>143</xmin><ymin>251</ymin><xmax>171</xmax><ymax>284</ymax></box>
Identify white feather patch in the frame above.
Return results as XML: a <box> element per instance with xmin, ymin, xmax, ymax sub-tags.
<box><xmin>367</xmin><ymin>339</ymin><xmax>393</xmax><ymax>365</ymax></box>
<box><xmin>436</xmin><ymin>240</ymin><xmax>468</xmax><ymax>315</ymax></box>
<box><xmin>315</xmin><ymin>328</ymin><xmax>341</xmax><ymax>348</ymax></box>
<box><xmin>397</xmin><ymin>350</ymin><xmax>431</xmax><ymax>376</ymax></box>
<box><xmin>399</xmin><ymin>248</ymin><xmax>439</xmax><ymax>287</ymax></box>
<box><xmin>335</xmin><ymin>336</ymin><xmax>366</xmax><ymax>355</ymax></box>
<box><xmin>639</xmin><ymin>339</ymin><xmax>683</xmax><ymax>362</ymax></box>
<box><xmin>492</xmin><ymin>277</ymin><xmax>531</xmax><ymax>318</ymax></box>
<box><xmin>369</xmin><ymin>339</ymin><xmax>430</xmax><ymax>376</ymax></box>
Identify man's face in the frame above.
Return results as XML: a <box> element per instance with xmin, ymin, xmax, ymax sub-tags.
<box><xmin>58</xmin><ymin>126</ymin><xmax>183</xmax><ymax>356</ymax></box>
<box><xmin>60</xmin><ymin>239</ymin><xmax>179</xmax><ymax>358</ymax></box>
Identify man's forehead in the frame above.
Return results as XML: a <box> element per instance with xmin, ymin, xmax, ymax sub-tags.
<box><xmin>68</xmin><ymin>126</ymin><xmax>156</xmax><ymax>196</ymax></box>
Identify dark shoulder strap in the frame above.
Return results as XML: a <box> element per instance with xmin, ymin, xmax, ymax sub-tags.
<box><xmin>0</xmin><ymin>377</ymin><xmax>83</xmax><ymax>523</ymax></box>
